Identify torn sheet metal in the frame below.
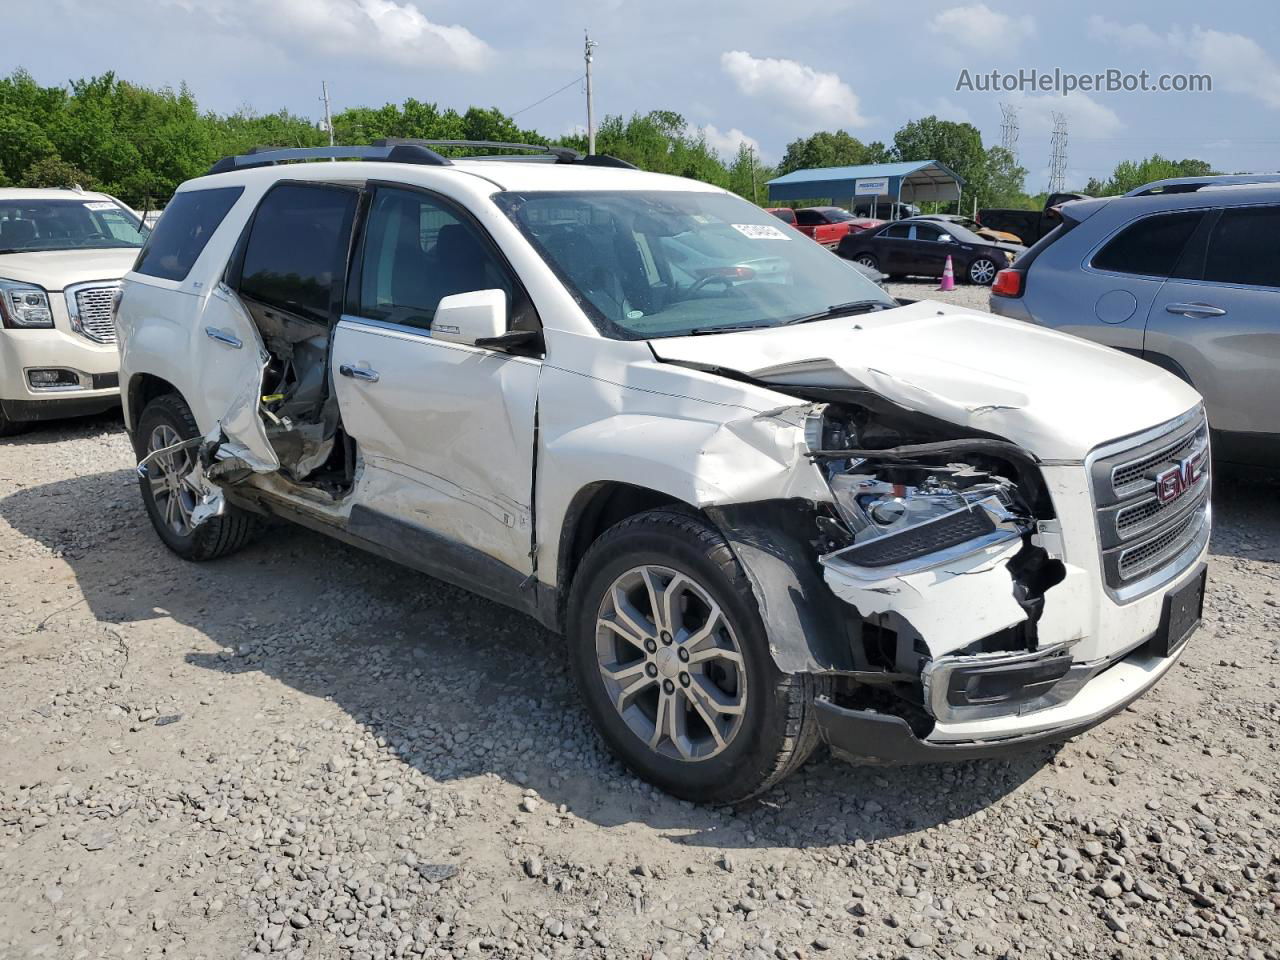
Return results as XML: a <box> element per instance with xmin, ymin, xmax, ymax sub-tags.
<box><xmin>647</xmin><ymin>299</ymin><xmax>1202</xmax><ymax>461</ymax></box>
<box><xmin>821</xmin><ymin>537</ymin><xmax>1028</xmax><ymax>657</ymax></box>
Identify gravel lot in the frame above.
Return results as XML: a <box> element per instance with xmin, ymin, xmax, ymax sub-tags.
<box><xmin>3</xmin><ymin>292</ymin><xmax>1278</xmax><ymax>959</ymax></box>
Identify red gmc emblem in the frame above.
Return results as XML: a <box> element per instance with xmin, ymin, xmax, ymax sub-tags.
<box><xmin>1155</xmin><ymin>449</ymin><xmax>1207</xmax><ymax>504</ymax></box>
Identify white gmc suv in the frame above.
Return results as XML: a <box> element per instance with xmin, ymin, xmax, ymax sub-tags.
<box><xmin>0</xmin><ymin>187</ymin><xmax>146</xmax><ymax>434</ymax></box>
<box><xmin>115</xmin><ymin>142</ymin><xmax>1210</xmax><ymax>804</ymax></box>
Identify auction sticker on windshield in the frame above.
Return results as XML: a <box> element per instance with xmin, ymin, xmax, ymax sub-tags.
<box><xmin>732</xmin><ymin>223</ymin><xmax>792</xmax><ymax>240</ymax></box>
<box><xmin>83</xmin><ymin>201</ymin><xmax>117</xmax><ymax>210</ymax></box>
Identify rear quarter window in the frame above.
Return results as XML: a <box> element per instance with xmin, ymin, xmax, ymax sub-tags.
<box><xmin>134</xmin><ymin>186</ymin><xmax>244</xmax><ymax>282</ymax></box>
<box><xmin>1091</xmin><ymin>211</ymin><xmax>1202</xmax><ymax>278</ymax></box>
<box><xmin>1203</xmin><ymin>206</ymin><xmax>1280</xmax><ymax>288</ymax></box>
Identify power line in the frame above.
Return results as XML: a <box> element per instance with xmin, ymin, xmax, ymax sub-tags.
<box><xmin>510</xmin><ymin>74</ymin><xmax>585</xmax><ymax>118</ymax></box>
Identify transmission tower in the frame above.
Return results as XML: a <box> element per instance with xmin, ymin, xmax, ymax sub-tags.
<box><xmin>1048</xmin><ymin>112</ymin><xmax>1069</xmax><ymax>193</ymax></box>
<box><xmin>998</xmin><ymin>102</ymin><xmax>1019</xmax><ymax>160</ymax></box>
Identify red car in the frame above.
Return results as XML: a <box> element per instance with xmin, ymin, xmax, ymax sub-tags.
<box><xmin>765</xmin><ymin>206</ymin><xmax>884</xmax><ymax>248</ymax></box>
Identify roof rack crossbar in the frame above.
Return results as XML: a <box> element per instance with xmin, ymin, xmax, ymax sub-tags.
<box><xmin>207</xmin><ymin>143</ymin><xmax>452</xmax><ymax>175</ymax></box>
<box><xmin>1125</xmin><ymin>173</ymin><xmax>1280</xmax><ymax>197</ymax></box>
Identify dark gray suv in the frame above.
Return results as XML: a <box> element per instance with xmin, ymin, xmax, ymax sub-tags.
<box><xmin>989</xmin><ymin>175</ymin><xmax>1280</xmax><ymax>468</ymax></box>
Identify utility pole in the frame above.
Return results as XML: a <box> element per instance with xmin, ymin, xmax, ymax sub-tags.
<box><xmin>584</xmin><ymin>32</ymin><xmax>598</xmax><ymax>155</ymax></box>
<box><xmin>999</xmin><ymin>102</ymin><xmax>1019</xmax><ymax>161</ymax></box>
<box><xmin>748</xmin><ymin>145</ymin><xmax>759</xmax><ymax>204</ymax></box>
<box><xmin>1048</xmin><ymin>111</ymin><xmax>1068</xmax><ymax>193</ymax></box>
<box><xmin>320</xmin><ymin>81</ymin><xmax>335</xmax><ymax>146</ymax></box>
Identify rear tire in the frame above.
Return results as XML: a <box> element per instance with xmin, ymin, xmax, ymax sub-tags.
<box><xmin>567</xmin><ymin>509</ymin><xmax>821</xmax><ymax>804</ymax></box>
<box><xmin>967</xmin><ymin>257</ymin><xmax>998</xmax><ymax>285</ymax></box>
<box><xmin>133</xmin><ymin>393</ymin><xmax>260</xmax><ymax>561</ymax></box>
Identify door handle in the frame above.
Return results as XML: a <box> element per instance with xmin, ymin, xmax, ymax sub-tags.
<box><xmin>339</xmin><ymin>363</ymin><xmax>379</xmax><ymax>383</ymax></box>
<box><xmin>204</xmin><ymin>326</ymin><xmax>242</xmax><ymax>349</ymax></box>
<box><xmin>1165</xmin><ymin>302</ymin><xmax>1226</xmax><ymax>318</ymax></box>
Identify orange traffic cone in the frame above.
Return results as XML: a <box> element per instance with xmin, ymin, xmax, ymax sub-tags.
<box><xmin>939</xmin><ymin>255</ymin><xmax>956</xmax><ymax>291</ymax></box>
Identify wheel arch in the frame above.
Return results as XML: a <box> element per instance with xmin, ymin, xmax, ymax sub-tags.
<box><xmin>555</xmin><ymin>481</ymin><xmax>696</xmax><ymax>624</ymax></box>
<box><xmin>125</xmin><ymin>373</ymin><xmax>184</xmax><ymax>435</ymax></box>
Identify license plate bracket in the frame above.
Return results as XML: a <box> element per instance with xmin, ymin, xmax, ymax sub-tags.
<box><xmin>1150</xmin><ymin>565</ymin><xmax>1206</xmax><ymax>658</ymax></box>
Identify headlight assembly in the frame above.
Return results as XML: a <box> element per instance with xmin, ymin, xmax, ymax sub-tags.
<box><xmin>0</xmin><ymin>279</ymin><xmax>54</xmax><ymax>329</ymax></box>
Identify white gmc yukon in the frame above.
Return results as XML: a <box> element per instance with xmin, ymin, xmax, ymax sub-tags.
<box><xmin>115</xmin><ymin>142</ymin><xmax>1210</xmax><ymax>804</ymax></box>
<box><xmin>0</xmin><ymin>188</ymin><xmax>146</xmax><ymax>434</ymax></box>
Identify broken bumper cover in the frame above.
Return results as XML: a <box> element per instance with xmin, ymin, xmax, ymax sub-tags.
<box><xmin>815</xmin><ymin>613</ymin><xmax>1195</xmax><ymax>764</ymax></box>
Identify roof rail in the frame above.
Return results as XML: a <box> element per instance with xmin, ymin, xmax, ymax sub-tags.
<box><xmin>375</xmin><ymin>138</ymin><xmax>639</xmax><ymax>169</ymax></box>
<box><xmin>207</xmin><ymin>143</ymin><xmax>452</xmax><ymax>175</ymax></box>
<box><xmin>1124</xmin><ymin>173</ymin><xmax>1280</xmax><ymax>197</ymax></box>
<box><xmin>375</xmin><ymin>138</ymin><xmax>581</xmax><ymax>162</ymax></box>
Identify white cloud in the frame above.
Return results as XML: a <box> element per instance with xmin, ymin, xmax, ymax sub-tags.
<box><xmin>1090</xmin><ymin>19</ymin><xmax>1280</xmax><ymax>110</ymax></box>
<box><xmin>1006</xmin><ymin>91</ymin><xmax>1124</xmax><ymax>137</ymax></box>
<box><xmin>928</xmin><ymin>5</ymin><xmax>1034</xmax><ymax>51</ymax></box>
<box><xmin>697</xmin><ymin>124</ymin><xmax>761</xmax><ymax>160</ymax></box>
<box><xmin>165</xmin><ymin>0</ymin><xmax>493</xmax><ymax>71</ymax></box>
<box><xmin>1086</xmin><ymin>15</ymin><xmax>1164</xmax><ymax>49</ymax></box>
<box><xmin>720</xmin><ymin>50</ymin><xmax>867</xmax><ymax>128</ymax></box>
<box><xmin>1176</xmin><ymin>27</ymin><xmax>1280</xmax><ymax>109</ymax></box>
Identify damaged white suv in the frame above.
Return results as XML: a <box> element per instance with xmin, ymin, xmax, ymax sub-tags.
<box><xmin>116</xmin><ymin>142</ymin><xmax>1210</xmax><ymax>804</ymax></box>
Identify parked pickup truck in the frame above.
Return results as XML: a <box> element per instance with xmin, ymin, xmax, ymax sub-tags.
<box><xmin>978</xmin><ymin>192</ymin><xmax>1089</xmax><ymax>247</ymax></box>
<box><xmin>766</xmin><ymin>206</ymin><xmax>882</xmax><ymax>248</ymax></box>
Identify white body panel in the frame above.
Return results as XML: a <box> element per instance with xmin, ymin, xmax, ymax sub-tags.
<box><xmin>114</xmin><ymin>157</ymin><xmax>1212</xmax><ymax>758</ymax></box>
<box><xmin>331</xmin><ymin>316</ymin><xmax>540</xmax><ymax>574</ymax></box>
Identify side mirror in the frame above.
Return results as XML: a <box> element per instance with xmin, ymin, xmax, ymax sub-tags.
<box><xmin>431</xmin><ymin>289</ymin><xmax>507</xmax><ymax>346</ymax></box>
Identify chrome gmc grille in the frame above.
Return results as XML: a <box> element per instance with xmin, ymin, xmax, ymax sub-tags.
<box><xmin>68</xmin><ymin>282</ymin><xmax>120</xmax><ymax>344</ymax></box>
<box><xmin>1089</xmin><ymin>411</ymin><xmax>1210</xmax><ymax>594</ymax></box>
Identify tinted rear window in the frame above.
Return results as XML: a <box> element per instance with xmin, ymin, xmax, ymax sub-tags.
<box><xmin>238</xmin><ymin>183</ymin><xmax>358</xmax><ymax>322</ymax></box>
<box><xmin>134</xmin><ymin>187</ymin><xmax>243</xmax><ymax>281</ymax></box>
<box><xmin>1203</xmin><ymin>206</ymin><xmax>1280</xmax><ymax>288</ymax></box>
<box><xmin>1092</xmin><ymin>211</ymin><xmax>1201</xmax><ymax>278</ymax></box>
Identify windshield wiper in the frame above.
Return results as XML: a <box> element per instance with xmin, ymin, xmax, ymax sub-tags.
<box><xmin>784</xmin><ymin>299</ymin><xmax>892</xmax><ymax>325</ymax></box>
<box><xmin>688</xmin><ymin>322</ymin><xmax>774</xmax><ymax>336</ymax></box>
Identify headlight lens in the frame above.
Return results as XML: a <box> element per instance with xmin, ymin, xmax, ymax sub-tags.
<box><xmin>0</xmin><ymin>279</ymin><xmax>54</xmax><ymax>328</ymax></box>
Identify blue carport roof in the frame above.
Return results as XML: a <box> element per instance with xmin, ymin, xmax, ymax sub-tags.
<box><xmin>766</xmin><ymin>160</ymin><xmax>965</xmax><ymax>203</ymax></box>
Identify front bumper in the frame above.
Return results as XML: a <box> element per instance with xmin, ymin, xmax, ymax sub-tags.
<box><xmin>0</xmin><ymin>293</ymin><xmax>120</xmax><ymax>419</ymax></box>
<box><xmin>816</xmin><ymin>635</ymin><xmax>1183</xmax><ymax>763</ymax></box>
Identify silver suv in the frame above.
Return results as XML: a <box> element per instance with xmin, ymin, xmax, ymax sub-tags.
<box><xmin>989</xmin><ymin>174</ymin><xmax>1280</xmax><ymax>469</ymax></box>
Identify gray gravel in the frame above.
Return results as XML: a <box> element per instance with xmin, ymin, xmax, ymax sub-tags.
<box><xmin>2</xmin><ymin>393</ymin><xmax>1279</xmax><ymax>959</ymax></box>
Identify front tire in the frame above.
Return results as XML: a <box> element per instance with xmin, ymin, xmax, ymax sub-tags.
<box><xmin>853</xmin><ymin>253</ymin><xmax>879</xmax><ymax>272</ymax></box>
<box><xmin>134</xmin><ymin>393</ymin><xmax>260</xmax><ymax>561</ymax></box>
<box><xmin>567</xmin><ymin>510</ymin><xmax>820</xmax><ymax>804</ymax></box>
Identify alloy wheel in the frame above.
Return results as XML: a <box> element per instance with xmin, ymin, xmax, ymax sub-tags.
<box><xmin>146</xmin><ymin>424</ymin><xmax>197</xmax><ymax>537</ymax></box>
<box><xmin>594</xmin><ymin>564</ymin><xmax>747</xmax><ymax>762</ymax></box>
<box><xmin>969</xmin><ymin>258</ymin><xmax>997</xmax><ymax>284</ymax></box>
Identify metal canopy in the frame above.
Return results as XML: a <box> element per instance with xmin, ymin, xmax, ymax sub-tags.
<box><xmin>765</xmin><ymin>160</ymin><xmax>965</xmax><ymax>205</ymax></box>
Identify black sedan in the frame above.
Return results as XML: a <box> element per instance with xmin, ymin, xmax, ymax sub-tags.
<box><xmin>836</xmin><ymin>217</ymin><xmax>1025</xmax><ymax>285</ymax></box>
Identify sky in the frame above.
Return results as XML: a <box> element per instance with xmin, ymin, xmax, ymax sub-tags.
<box><xmin>8</xmin><ymin>0</ymin><xmax>1280</xmax><ymax>191</ymax></box>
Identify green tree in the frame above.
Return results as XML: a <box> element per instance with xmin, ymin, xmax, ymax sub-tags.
<box><xmin>775</xmin><ymin>131</ymin><xmax>889</xmax><ymax>176</ymax></box>
<box><xmin>890</xmin><ymin>115</ymin><xmax>992</xmax><ymax>207</ymax></box>
<box><xmin>982</xmin><ymin>146</ymin><xmax>1028</xmax><ymax>208</ymax></box>
<box><xmin>20</xmin><ymin>155</ymin><xmax>93</xmax><ymax>189</ymax></box>
<box><xmin>1084</xmin><ymin>155</ymin><xmax>1217</xmax><ymax>196</ymax></box>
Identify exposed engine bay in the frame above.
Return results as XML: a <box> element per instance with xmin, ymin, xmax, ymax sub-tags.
<box><xmin>725</xmin><ymin>395</ymin><xmax>1074</xmax><ymax>737</ymax></box>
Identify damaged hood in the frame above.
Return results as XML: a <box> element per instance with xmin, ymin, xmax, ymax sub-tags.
<box><xmin>648</xmin><ymin>300</ymin><xmax>1201</xmax><ymax>461</ymax></box>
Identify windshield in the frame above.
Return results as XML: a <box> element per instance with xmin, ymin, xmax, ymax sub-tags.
<box><xmin>0</xmin><ymin>198</ymin><xmax>147</xmax><ymax>254</ymax></box>
<box><xmin>495</xmin><ymin>190</ymin><xmax>894</xmax><ymax>339</ymax></box>
<box><xmin>823</xmin><ymin>209</ymin><xmax>859</xmax><ymax>222</ymax></box>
